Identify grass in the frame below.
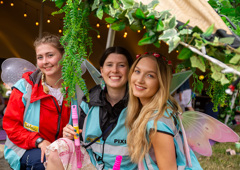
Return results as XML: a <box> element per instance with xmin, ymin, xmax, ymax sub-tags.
<box><xmin>198</xmin><ymin>124</ymin><xmax>240</xmax><ymax>170</ymax></box>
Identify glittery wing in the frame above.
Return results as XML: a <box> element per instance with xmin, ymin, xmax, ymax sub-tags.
<box><xmin>182</xmin><ymin>111</ymin><xmax>239</xmax><ymax>156</ymax></box>
<box><xmin>1</xmin><ymin>58</ymin><xmax>36</xmax><ymax>87</ymax></box>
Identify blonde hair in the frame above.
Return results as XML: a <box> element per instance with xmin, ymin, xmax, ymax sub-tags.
<box><xmin>125</xmin><ymin>54</ymin><xmax>181</xmax><ymax>163</ymax></box>
<box><xmin>34</xmin><ymin>32</ymin><xmax>64</xmax><ymax>55</ymax></box>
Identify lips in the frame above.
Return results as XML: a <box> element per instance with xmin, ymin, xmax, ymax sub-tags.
<box><xmin>135</xmin><ymin>84</ymin><xmax>146</xmax><ymax>90</ymax></box>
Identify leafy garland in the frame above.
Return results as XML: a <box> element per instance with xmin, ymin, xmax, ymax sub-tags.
<box><xmin>49</xmin><ymin>0</ymin><xmax>240</xmax><ymax>112</ymax></box>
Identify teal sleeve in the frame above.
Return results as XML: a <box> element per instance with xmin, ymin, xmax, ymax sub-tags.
<box><xmin>146</xmin><ymin>119</ymin><xmax>174</xmax><ymax>136</ymax></box>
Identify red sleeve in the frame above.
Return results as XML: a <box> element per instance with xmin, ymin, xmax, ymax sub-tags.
<box><xmin>3</xmin><ymin>88</ymin><xmax>40</xmax><ymax>149</ymax></box>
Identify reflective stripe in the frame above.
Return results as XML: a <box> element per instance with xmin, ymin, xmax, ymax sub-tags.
<box><xmin>145</xmin><ymin>154</ymin><xmax>154</xmax><ymax>170</ymax></box>
<box><xmin>90</xmin><ymin>143</ymin><xmax>129</xmax><ymax>156</ymax></box>
<box><xmin>5</xmin><ymin>137</ymin><xmax>26</xmax><ymax>158</ymax></box>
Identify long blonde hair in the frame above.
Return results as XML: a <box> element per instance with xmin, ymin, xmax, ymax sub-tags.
<box><xmin>125</xmin><ymin>53</ymin><xmax>181</xmax><ymax>163</ymax></box>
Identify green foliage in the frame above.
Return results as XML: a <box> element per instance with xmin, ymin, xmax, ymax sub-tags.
<box><xmin>48</xmin><ymin>0</ymin><xmax>240</xmax><ymax>109</ymax></box>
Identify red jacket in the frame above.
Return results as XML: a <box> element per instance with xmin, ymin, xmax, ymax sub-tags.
<box><xmin>3</xmin><ymin>71</ymin><xmax>71</xmax><ymax>149</ymax></box>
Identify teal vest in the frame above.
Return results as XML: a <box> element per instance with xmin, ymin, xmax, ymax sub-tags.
<box><xmin>4</xmin><ymin>78</ymin><xmax>78</xmax><ymax>170</ymax></box>
<box><xmin>81</xmin><ymin>101</ymin><xmax>137</xmax><ymax>170</ymax></box>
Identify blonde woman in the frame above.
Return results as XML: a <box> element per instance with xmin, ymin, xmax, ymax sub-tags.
<box><xmin>126</xmin><ymin>53</ymin><xmax>202</xmax><ymax>170</ymax></box>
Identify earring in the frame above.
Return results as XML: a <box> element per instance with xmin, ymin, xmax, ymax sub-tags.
<box><xmin>41</xmin><ymin>73</ymin><xmax>49</xmax><ymax>94</ymax></box>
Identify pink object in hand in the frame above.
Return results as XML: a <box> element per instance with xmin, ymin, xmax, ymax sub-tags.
<box><xmin>113</xmin><ymin>155</ymin><xmax>122</xmax><ymax>170</ymax></box>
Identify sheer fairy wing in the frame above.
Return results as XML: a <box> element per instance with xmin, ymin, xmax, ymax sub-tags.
<box><xmin>182</xmin><ymin>111</ymin><xmax>239</xmax><ymax>156</ymax></box>
<box><xmin>84</xmin><ymin>60</ymin><xmax>101</xmax><ymax>85</ymax></box>
<box><xmin>1</xmin><ymin>58</ymin><xmax>36</xmax><ymax>88</ymax></box>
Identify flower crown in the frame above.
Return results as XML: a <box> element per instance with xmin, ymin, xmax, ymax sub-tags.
<box><xmin>136</xmin><ymin>52</ymin><xmax>172</xmax><ymax>65</ymax></box>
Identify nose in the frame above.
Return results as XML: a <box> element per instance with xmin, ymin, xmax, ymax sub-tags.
<box><xmin>137</xmin><ymin>74</ymin><xmax>145</xmax><ymax>84</ymax></box>
<box><xmin>111</xmin><ymin>65</ymin><xmax>118</xmax><ymax>73</ymax></box>
<box><xmin>42</xmin><ymin>57</ymin><xmax>48</xmax><ymax>64</ymax></box>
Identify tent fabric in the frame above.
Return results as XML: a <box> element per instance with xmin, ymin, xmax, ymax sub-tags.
<box><xmin>137</xmin><ymin>0</ymin><xmax>232</xmax><ymax>34</ymax></box>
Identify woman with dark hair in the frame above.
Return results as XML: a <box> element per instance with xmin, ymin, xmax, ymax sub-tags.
<box><xmin>45</xmin><ymin>46</ymin><xmax>137</xmax><ymax>170</ymax></box>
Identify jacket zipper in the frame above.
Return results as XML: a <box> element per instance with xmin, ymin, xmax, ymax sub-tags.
<box><xmin>52</xmin><ymin>97</ymin><xmax>62</xmax><ymax>140</ymax></box>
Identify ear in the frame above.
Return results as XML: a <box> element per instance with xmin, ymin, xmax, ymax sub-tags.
<box><xmin>100</xmin><ymin>67</ymin><xmax>103</xmax><ymax>74</ymax></box>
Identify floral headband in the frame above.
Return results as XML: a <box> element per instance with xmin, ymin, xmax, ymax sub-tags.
<box><xmin>136</xmin><ymin>52</ymin><xmax>172</xmax><ymax>65</ymax></box>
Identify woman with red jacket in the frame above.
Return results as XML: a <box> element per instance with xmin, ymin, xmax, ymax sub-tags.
<box><xmin>3</xmin><ymin>33</ymin><xmax>78</xmax><ymax>170</ymax></box>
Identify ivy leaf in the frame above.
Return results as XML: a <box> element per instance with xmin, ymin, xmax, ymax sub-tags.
<box><xmin>195</xmin><ymin>39</ymin><xmax>203</xmax><ymax>49</ymax></box>
<box><xmin>179</xmin><ymin>29</ymin><xmax>192</xmax><ymax>35</ymax></box>
<box><xmin>158</xmin><ymin>29</ymin><xmax>178</xmax><ymax>40</ymax></box>
<box><xmin>190</xmin><ymin>55</ymin><xmax>206</xmax><ymax>72</ymax></box>
<box><xmin>167</xmin><ymin>36</ymin><xmax>180</xmax><ymax>52</ymax></box>
<box><xmin>111</xmin><ymin>21</ymin><xmax>126</xmax><ymax>31</ymax></box>
<box><xmin>130</xmin><ymin>20</ymin><xmax>142</xmax><ymax>31</ymax></box>
<box><xmin>147</xmin><ymin>0</ymin><xmax>159</xmax><ymax>9</ymax></box>
<box><xmin>156</xmin><ymin>20</ymin><xmax>164</xmax><ymax>32</ymax></box>
<box><xmin>53</xmin><ymin>0</ymin><xmax>65</xmax><ymax>8</ymax></box>
<box><xmin>153</xmin><ymin>41</ymin><xmax>160</xmax><ymax>48</ymax></box>
<box><xmin>138</xmin><ymin>35</ymin><xmax>157</xmax><ymax>46</ymax></box>
<box><xmin>96</xmin><ymin>5</ymin><xmax>103</xmax><ymax>19</ymax></box>
<box><xmin>178</xmin><ymin>48</ymin><xmax>193</xmax><ymax>60</ymax></box>
<box><xmin>193</xmin><ymin>32</ymin><xmax>201</xmax><ymax>39</ymax></box>
<box><xmin>135</xmin><ymin>8</ymin><xmax>145</xmax><ymax>19</ymax></box>
<box><xmin>113</xmin><ymin>0</ymin><xmax>120</xmax><ymax>9</ymax></box>
<box><xmin>105</xmin><ymin>17</ymin><xmax>117</xmax><ymax>24</ymax></box>
<box><xmin>121</xmin><ymin>0</ymin><xmax>134</xmax><ymax>9</ymax></box>
<box><xmin>126</xmin><ymin>10</ymin><xmax>135</xmax><ymax>25</ymax></box>
<box><xmin>220</xmin><ymin>75</ymin><xmax>230</xmax><ymax>85</ymax></box>
<box><xmin>92</xmin><ymin>0</ymin><xmax>100</xmax><ymax>11</ymax></box>
<box><xmin>202</xmin><ymin>24</ymin><xmax>214</xmax><ymax>38</ymax></box>
<box><xmin>169</xmin><ymin>16</ymin><xmax>177</xmax><ymax>29</ymax></box>
<box><xmin>219</xmin><ymin>37</ymin><xmax>235</xmax><ymax>45</ymax></box>
<box><xmin>211</xmin><ymin>71</ymin><xmax>222</xmax><ymax>81</ymax></box>
<box><xmin>144</xmin><ymin>19</ymin><xmax>155</xmax><ymax>29</ymax></box>
<box><xmin>229</xmin><ymin>54</ymin><xmax>240</xmax><ymax>64</ymax></box>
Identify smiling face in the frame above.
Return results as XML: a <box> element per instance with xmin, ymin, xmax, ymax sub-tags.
<box><xmin>36</xmin><ymin>43</ymin><xmax>63</xmax><ymax>79</ymax></box>
<box><xmin>131</xmin><ymin>57</ymin><xmax>160</xmax><ymax>105</ymax></box>
<box><xmin>100</xmin><ymin>53</ymin><xmax>129</xmax><ymax>91</ymax></box>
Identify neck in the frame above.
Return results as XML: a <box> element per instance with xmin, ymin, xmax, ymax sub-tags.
<box><xmin>45</xmin><ymin>75</ymin><xmax>63</xmax><ymax>89</ymax></box>
<box><xmin>106</xmin><ymin>86</ymin><xmax>126</xmax><ymax>106</ymax></box>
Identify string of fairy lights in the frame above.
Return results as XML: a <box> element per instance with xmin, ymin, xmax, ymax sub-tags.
<box><xmin>0</xmin><ymin>0</ymin><xmax>63</xmax><ymax>33</ymax></box>
<box><xmin>95</xmin><ymin>21</ymin><xmax>146</xmax><ymax>39</ymax></box>
<box><xmin>0</xmin><ymin>0</ymin><xmax>146</xmax><ymax>38</ymax></box>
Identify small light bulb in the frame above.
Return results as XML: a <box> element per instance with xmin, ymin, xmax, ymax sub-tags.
<box><xmin>36</xmin><ymin>21</ymin><xmax>39</xmax><ymax>26</ymax></box>
<box><xmin>96</xmin><ymin>23</ymin><xmax>100</xmax><ymax>28</ymax></box>
<box><xmin>47</xmin><ymin>19</ymin><xmax>50</xmax><ymax>23</ymax></box>
<box><xmin>176</xmin><ymin>50</ymin><xmax>179</xmax><ymax>53</ymax></box>
<box><xmin>107</xmin><ymin>24</ymin><xmax>110</xmax><ymax>28</ymax></box>
<box><xmin>97</xmin><ymin>35</ymin><xmax>100</xmax><ymax>39</ymax></box>
<box><xmin>124</xmin><ymin>31</ymin><xmax>127</xmax><ymax>36</ymax></box>
<box><xmin>24</xmin><ymin>13</ymin><xmax>27</xmax><ymax>18</ymax></box>
<box><xmin>137</xmin><ymin>30</ymin><xmax>141</xmax><ymax>33</ymax></box>
<box><xmin>59</xmin><ymin>29</ymin><xmax>62</xmax><ymax>33</ymax></box>
<box><xmin>123</xmin><ymin>34</ymin><xmax>127</xmax><ymax>38</ymax></box>
<box><xmin>0</xmin><ymin>1</ymin><xmax>3</xmax><ymax>4</ymax></box>
<box><xmin>10</xmin><ymin>2</ymin><xmax>14</xmax><ymax>6</ymax></box>
<box><xmin>143</xmin><ymin>26</ymin><xmax>146</xmax><ymax>29</ymax></box>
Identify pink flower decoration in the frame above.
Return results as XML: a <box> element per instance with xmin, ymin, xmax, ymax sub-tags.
<box><xmin>136</xmin><ymin>54</ymin><xmax>141</xmax><ymax>59</ymax></box>
<box><xmin>168</xmin><ymin>60</ymin><xmax>172</xmax><ymax>65</ymax></box>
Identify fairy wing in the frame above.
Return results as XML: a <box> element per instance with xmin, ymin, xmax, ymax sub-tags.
<box><xmin>1</xmin><ymin>58</ymin><xmax>36</xmax><ymax>88</ymax></box>
<box><xmin>182</xmin><ymin>111</ymin><xmax>239</xmax><ymax>156</ymax></box>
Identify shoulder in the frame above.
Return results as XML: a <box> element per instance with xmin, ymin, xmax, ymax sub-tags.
<box><xmin>146</xmin><ymin>110</ymin><xmax>176</xmax><ymax>136</ymax></box>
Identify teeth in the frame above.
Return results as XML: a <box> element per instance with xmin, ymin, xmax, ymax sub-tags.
<box><xmin>136</xmin><ymin>85</ymin><xmax>145</xmax><ymax>89</ymax></box>
<box><xmin>111</xmin><ymin>77</ymin><xmax>120</xmax><ymax>80</ymax></box>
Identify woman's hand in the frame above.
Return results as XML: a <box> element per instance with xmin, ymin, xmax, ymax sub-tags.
<box><xmin>38</xmin><ymin>140</ymin><xmax>51</xmax><ymax>163</ymax></box>
<box><xmin>63</xmin><ymin>124</ymin><xmax>82</xmax><ymax>140</ymax></box>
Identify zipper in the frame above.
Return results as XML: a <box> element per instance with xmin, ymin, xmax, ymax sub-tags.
<box><xmin>52</xmin><ymin>97</ymin><xmax>62</xmax><ymax>140</ymax></box>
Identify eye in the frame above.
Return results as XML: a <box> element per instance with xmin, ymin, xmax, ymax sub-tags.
<box><xmin>134</xmin><ymin>69</ymin><xmax>140</xmax><ymax>74</ymax></box>
<box><xmin>106</xmin><ymin>63</ymin><xmax>113</xmax><ymax>67</ymax></box>
<box><xmin>147</xmin><ymin>74</ymin><xmax>154</xmax><ymax>78</ymax></box>
<box><xmin>48</xmin><ymin>53</ymin><xmax>54</xmax><ymax>57</ymax></box>
<box><xmin>119</xmin><ymin>64</ymin><xmax>126</xmax><ymax>67</ymax></box>
<box><xmin>37</xmin><ymin>56</ymin><xmax>43</xmax><ymax>60</ymax></box>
